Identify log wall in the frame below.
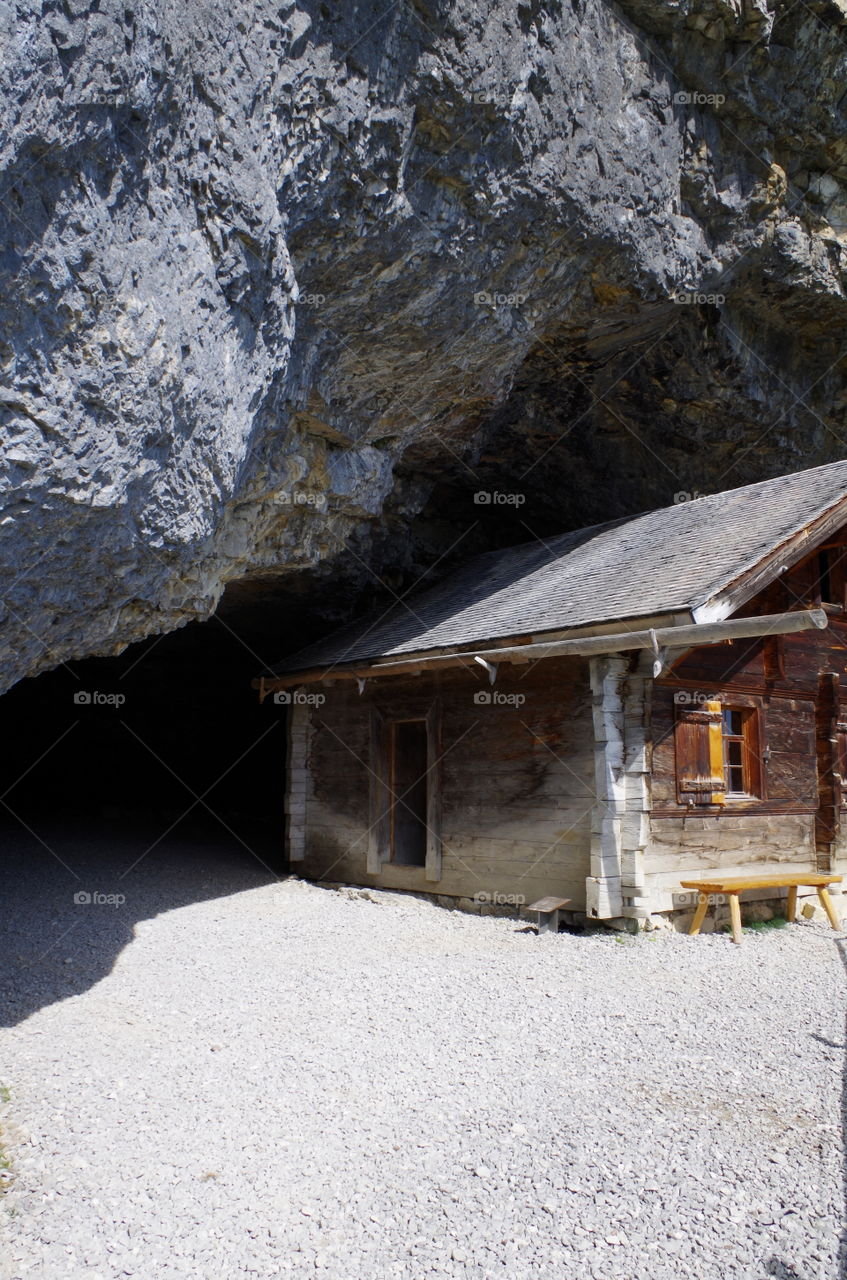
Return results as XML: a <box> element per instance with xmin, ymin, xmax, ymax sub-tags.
<box><xmin>297</xmin><ymin>656</ymin><xmax>596</xmax><ymax>908</ymax></box>
<box><xmin>646</xmin><ymin>580</ymin><xmax>847</xmax><ymax>912</ymax></box>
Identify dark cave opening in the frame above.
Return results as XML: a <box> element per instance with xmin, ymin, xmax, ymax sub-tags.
<box><xmin>0</xmin><ymin>608</ymin><xmax>291</xmax><ymax>870</ymax></box>
<box><xmin>0</xmin><ymin>594</ymin><xmax>345</xmax><ymax>1026</ymax></box>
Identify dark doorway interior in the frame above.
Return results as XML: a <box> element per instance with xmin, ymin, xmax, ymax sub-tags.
<box><xmin>389</xmin><ymin>719</ymin><xmax>428</xmax><ymax>867</ymax></box>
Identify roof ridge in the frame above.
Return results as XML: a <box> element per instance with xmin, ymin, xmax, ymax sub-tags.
<box><xmin>644</xmin><ymin>456</ymin><xmax>847</xmax><ymax>515</ymax></box>
<box><xmin>471</xmin><ymin>459</ymin><xmax>847</xmax><ymax>560</ymax></box>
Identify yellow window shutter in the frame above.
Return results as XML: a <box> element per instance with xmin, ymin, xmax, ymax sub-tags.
<box><xmin>705</xmin><ymin>700</ymin><xmax>726</xmax><ymax>806</ymax></box>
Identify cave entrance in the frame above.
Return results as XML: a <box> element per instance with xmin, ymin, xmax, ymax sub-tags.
<box><xmin>0</xmin><ymin>596</ymin><xmax>321</xmax><ymax>1026</ymax></box>
<box><xmin>0</xmin><ymin>609</ymin><xmax>286</xmax><ymax>867</ymax></box>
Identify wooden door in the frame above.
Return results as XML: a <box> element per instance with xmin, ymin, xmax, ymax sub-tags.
<box><xmin>815</xmin><ymin>672</ymin><xmax>841</xmax><ymax>871</ymax></box>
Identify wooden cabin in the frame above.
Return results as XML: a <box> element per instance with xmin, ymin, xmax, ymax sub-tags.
<box><xmin>257</xmin><ymin>461</ymin><xmax>847</xmax><ymax>927</ymax></box>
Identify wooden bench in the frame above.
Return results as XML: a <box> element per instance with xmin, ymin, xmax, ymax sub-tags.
<box><xmin>679</xmin><ymin>874</ymin><xmax>844</xmax><ymax>944</ymax></box>
<box><xmin>527</xmin><ymin>896</ymin><xmax>571</xmax><ymax>935</ymax></box>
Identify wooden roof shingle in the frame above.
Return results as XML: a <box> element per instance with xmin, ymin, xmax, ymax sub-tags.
<box><xmin>266</xmin><ymin>459</ymin><xmax>847</xmax><ymax>676</ymax></box>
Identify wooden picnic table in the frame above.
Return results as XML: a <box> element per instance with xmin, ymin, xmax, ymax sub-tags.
<box><xmin>679</xmin><ymin>873</ymin><xmax>844</xmax><ymax>945</ymax></box>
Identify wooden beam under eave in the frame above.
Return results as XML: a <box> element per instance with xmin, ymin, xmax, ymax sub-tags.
<box><xmin>254</xmin><ymin>608</ymin><xmax>827</xmax><ymax>695</ymax></box>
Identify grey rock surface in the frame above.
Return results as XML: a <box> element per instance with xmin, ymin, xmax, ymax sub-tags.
<box><xmin>1</xmin><ymin>0</ymin><xmax>847</xmax><ymax>688</ymax></box>
<box><xmin>0</xmin><ymin>831</ymin><xmax>844</xmax><ymax>1278</ymax></box>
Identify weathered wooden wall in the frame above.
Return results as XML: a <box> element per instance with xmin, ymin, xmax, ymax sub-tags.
<box><xmin>647</xmin><ymin>569</ymin><xmax>847</xmax><ymax>911</ymax></box>
<box><xmin>297</xmin><ymin>657</ymin><xmax>596</xmax><ymax>908</ymax></box>
<box><xmin>645</xmin><ymin>813</ymin><xmax>817</xmax><ymax>911</ymax></box>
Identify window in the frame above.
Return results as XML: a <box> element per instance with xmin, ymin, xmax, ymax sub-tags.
<box><xmin>722</xmin><ymin>707</ymin><xmax>755</xmax><ymax>795</ymax></box>
<box><xmin>388</xmin><ymin>719</ymin><xmax>428</xmax><ymax>867</ymax></box>
<box><xmin>675</xmin><ymin>698</ymin><xmax>762</xmax><ymax>805</ymax></box>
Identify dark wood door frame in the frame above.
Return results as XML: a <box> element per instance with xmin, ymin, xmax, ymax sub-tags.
<box><xmin>815</xmin><ymin>672</ymin><xmax>841</xmax><ymax>871</ymax></box>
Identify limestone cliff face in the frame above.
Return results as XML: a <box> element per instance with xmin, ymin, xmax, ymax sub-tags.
<box><xmin>1</xmin><ymin>0</ymin><xmax>846</xmax><ymax>689</ymax></box>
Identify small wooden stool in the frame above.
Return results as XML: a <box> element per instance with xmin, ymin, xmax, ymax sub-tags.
<box><xmin>527</xmin><ymin>896</ymin><xmax>571</xmax><ymax>935</ymax></box>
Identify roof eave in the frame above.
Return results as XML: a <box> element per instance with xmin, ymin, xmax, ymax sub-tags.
<box><xmin>254</xmin><ymin>609</ymin><xmax>690</xmax><ymax>692</ymax></box>
<box><xmin>256</xmin><ymin>609</ymin><xmax>829</xmax><ymax>697</ymax></box>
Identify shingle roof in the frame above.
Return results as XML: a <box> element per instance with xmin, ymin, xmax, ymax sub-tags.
<box><xmin>268</xmin><ymin>459</ymin><xmax>847</xmax><ymax>675</ymax></box>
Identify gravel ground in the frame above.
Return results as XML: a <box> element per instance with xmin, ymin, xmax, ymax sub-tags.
<box><xmin>1</xmin><ymin>827</ymin><xmax>846</xmax><ymax>1280</ymax></box>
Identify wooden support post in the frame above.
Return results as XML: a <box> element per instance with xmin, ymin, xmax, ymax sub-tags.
<box><xmin>817</xmin><ymin>886</ymin><xmax>842</xmax><ymax>932</ymax></box>
<box><xmin>688</xmin><ymin>896</ymin><xmax>709</xmax><ymax>936</ymax></box>
<box><xmin>729</xmin><ymin>893</ymin><xmax>743</xmax><ymax>945</ymax></box>
<box><xmin>586</xmin><ymin>657</ymin><xmax>627</xmax><ymax>921</ymax></box>
<box><xmin>587</xmin><ymin>653</ymin><xmax>652</xmax><ymax>922</ymax></box>
<box><xmin>786</xmin><ymin>885</ymin><xmax>798</xmax><ymax>924</ymax></box>
<box><xmin>620</xmin><ymin>653</ymin><xmax>652</xmax><ymax>921</ymax></box>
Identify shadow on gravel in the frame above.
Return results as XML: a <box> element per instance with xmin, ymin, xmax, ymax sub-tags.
<box><xmin>765</xmin><ymin>939</ymin><xmax>847</xmax><ymax>1280</ymax></box>
<box><xmin>837</xmin><ymin>940</ymin><xmax>847</xmax><ymax>1279</ymax></box>
<box><xmin>765</xmin><ymin>1262</ymin><xmax>805</xmax><ymax>1279</ymax></box>
<box><xmin>0</xmin><ymin>819</ymin><xmax>282</xmax><ymax>1029</ymax></box>
<box><xmin>829</xmin><ymin>942</ymin><xmax>847</xmax><ymax>1280</ymax></box>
